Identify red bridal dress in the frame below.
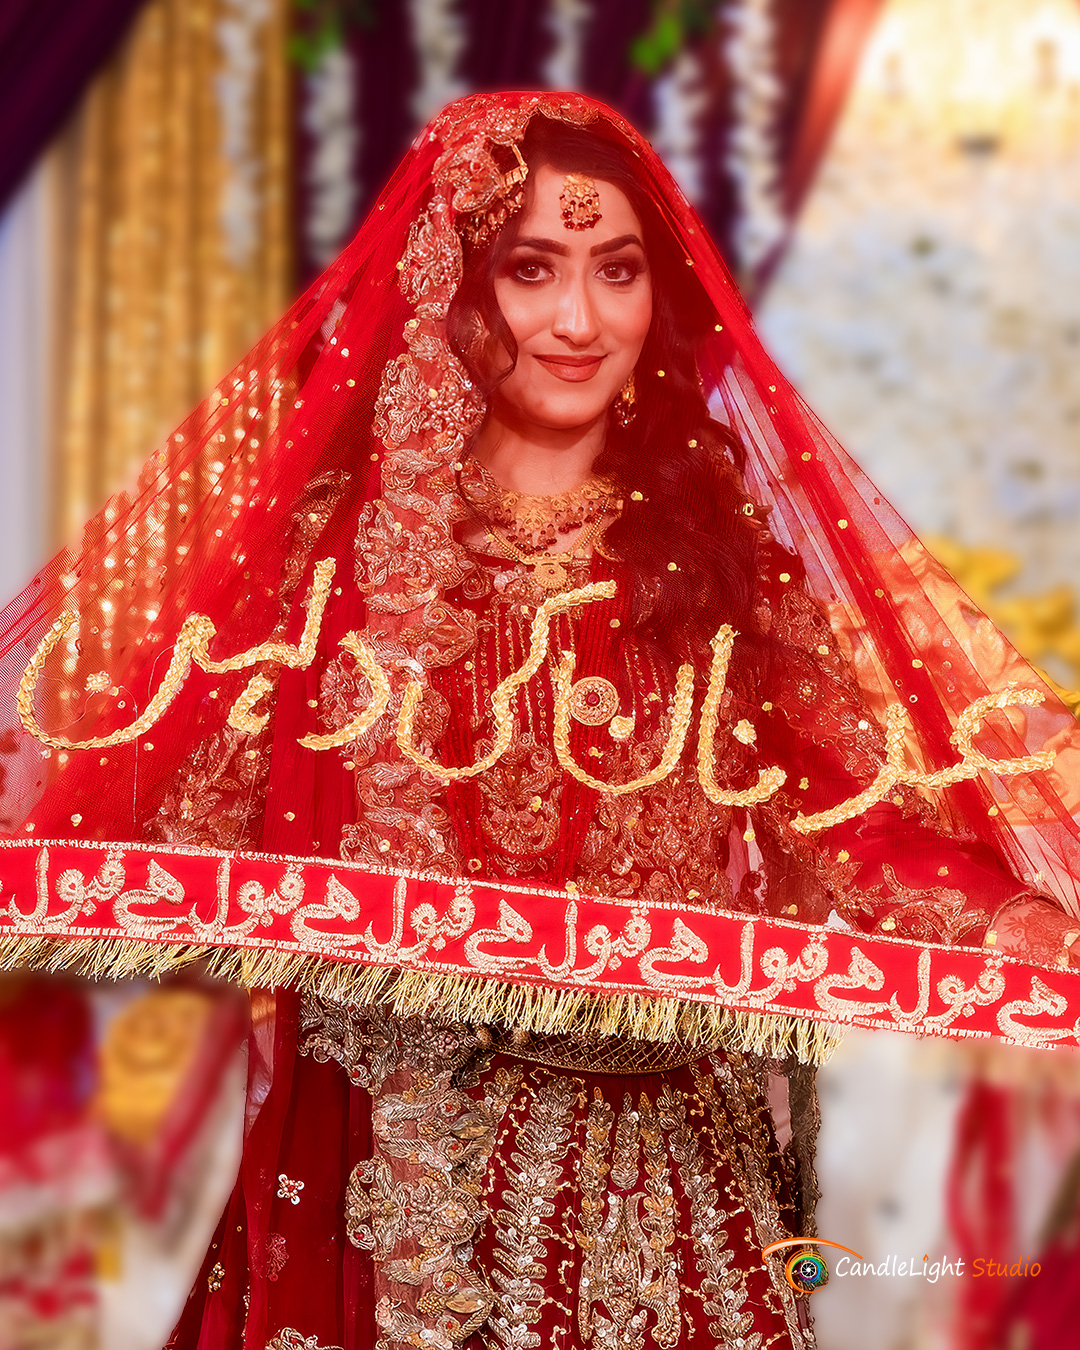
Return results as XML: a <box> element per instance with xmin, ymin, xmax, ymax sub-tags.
<box><xmin>2</xmin><ymin>92</ymin><xmax>1080</xmax><ymax>1350</ymax></box>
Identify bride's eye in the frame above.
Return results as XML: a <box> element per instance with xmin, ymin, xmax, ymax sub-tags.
<box><xmin>598</xmin><ymin>257</ymin><xmax>643</xmax><ymax>285</ymax></box>
<box><xmin>509</xmin><ymin>256</ymin><xmax>551</xmax><ymax>284</ymax></box>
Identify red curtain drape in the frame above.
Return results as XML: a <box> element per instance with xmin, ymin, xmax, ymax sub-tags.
<box><xmin>0</xmin><ymin>0</ymin><xmax>147</xmax><ymax>212</ymax></box>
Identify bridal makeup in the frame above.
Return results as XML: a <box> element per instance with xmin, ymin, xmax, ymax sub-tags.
<box><xmin>490</xmin><ymin>162</ymin><xmax>652</xmax><ymax>433</ymax></box>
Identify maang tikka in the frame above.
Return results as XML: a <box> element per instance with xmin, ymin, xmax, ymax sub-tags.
<box><xmin>560</xmin><ymin>173</ymin><xmax>602</xmax><ymax>230</ymax></box>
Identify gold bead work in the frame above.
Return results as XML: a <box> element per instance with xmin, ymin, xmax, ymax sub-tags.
<box><xmin>396</xmin><ymin>581</ymin><xmax>617</xmax><ymax>781</ymax></box>
<box><xmin>19</xmin><ymin>559</ymin><xmax>337</xmax><ymax>751</ymax></box>
<box><xmin>552</xmin><ymin>647</ymin><xmax>695</xmax><ymax>796</ymax></box>
<box><xmin>298</xmin><ymin>633</ymin><xmax>391</xmax><ymax>750</ymax></box>
<box><xmin>696</xmin><ymin>625</ymin><xmax>786</xmax><ymax>807</ymax></box>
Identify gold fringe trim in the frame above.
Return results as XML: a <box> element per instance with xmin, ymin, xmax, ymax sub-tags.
<box><xmin>0</xmin><ymin>935</ymin><xmax>844</xmax><ymax>1066</ymax></box>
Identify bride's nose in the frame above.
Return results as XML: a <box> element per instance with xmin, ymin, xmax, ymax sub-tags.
<box><xmin>551</xmin><ymin>274</ymin><xmax>601</xmax><ymax>346</ymax></box>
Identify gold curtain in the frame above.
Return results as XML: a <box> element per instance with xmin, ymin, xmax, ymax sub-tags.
<box><xmin>51</xmin><ymin>0</ymin><xmax>292</xmax><ymax>549</ymax></box>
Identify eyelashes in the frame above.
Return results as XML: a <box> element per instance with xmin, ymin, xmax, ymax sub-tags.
<box><xmin>505</xmin><ymin>255</ymin><xmax>646</xmax><ymax>287</ymax></box>
<box><xmin>598</xmin><ymin>259</ymin><xmax>645</xmax><ymax>285</ymax></box>
<box><xmin>507</xmin><ymin>258</ymin><xmax>550</xmax><ymax>284</ymax></box>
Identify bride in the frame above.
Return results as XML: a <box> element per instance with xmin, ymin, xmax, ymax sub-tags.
<box><xmin>5</xmin><ymin>92</ymin><xmax>1080</xmax><ymax>1350</ymax></box>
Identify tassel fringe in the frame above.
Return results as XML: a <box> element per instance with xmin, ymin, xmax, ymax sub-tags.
<box><xmin>0</xmin><ymin>935</ymin><xmax>843</xmax><ymax>1065</ymax></box>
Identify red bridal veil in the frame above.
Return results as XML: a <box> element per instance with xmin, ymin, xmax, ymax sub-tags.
<box><xmin>1</xmin><ymin>90</ymin><xmax>1079</xmax><ymax>1059</ymax></box>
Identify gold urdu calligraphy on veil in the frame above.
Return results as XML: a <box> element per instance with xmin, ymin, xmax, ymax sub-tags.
<box><xmin>17</xmin><ymin>565</ymin><xmax>1056</xmax><ymax>828</ymax></box>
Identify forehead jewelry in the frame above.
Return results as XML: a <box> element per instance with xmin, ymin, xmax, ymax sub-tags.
<box><xmin>560</xmin><ymin>172</ymin><xmax>602</xmax><ymax>230</ymax></box>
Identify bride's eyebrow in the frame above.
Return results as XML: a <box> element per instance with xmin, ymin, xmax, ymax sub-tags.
<box><xmin>512</xmin><ymin>236</ymin><xmax>570</xmax><ymax>256</ymax></box>
<box><xmin>509</xmin><ymin>233</ymin><xmax>645</xmax><ymax>258</ymax></box>
<box><xmin>590</xmin><ymin>233</ymin><xmax>644</xmax><ymax>256</ymax></box>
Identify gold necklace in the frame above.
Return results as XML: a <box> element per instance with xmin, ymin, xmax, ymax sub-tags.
<box><xmin>458</xmin><ymin>459</ymin><xmax>617</xmax><ymax>552</ymax></box>
<box><xmin>479</xmin><ymin>508</ymin><xmax>614</xmax><ymax>591</ymax></box>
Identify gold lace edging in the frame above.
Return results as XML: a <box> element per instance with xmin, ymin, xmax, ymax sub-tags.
<box><xmin>0</xmin><ymin>934</ymin><xmax>843</xmax><ymax>1066</ymax></box>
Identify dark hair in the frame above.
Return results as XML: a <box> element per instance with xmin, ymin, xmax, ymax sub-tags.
<box><xmin>447</xmin><ymin>117</ymin><xmax>760</xmax><ymax>662</ymax></box>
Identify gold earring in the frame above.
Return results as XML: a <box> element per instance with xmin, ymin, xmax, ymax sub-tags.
<box><xmin>614</xmin><ymin>372</ymin><xmax>636</xmax><ymax>428</ymax></box>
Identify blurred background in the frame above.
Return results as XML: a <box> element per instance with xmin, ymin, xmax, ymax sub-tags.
<box><xmin>3</xmin><ymin>1</ymin><xmax>1080</xmax><ymax>1346</ymax></box>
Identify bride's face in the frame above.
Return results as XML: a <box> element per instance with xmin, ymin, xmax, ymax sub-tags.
<box><xmin>490</xmin><ymin>163</ymin><xmax>653</xmax><ymax>431</ymax></box>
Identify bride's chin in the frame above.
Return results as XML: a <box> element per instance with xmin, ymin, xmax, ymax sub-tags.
<box><xmin>506</xmin><ymin>389</ymin><xmax>615</xmax><ymax>432</ymax></box>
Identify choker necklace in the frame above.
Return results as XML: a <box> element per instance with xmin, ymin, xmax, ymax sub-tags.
<box><xmin>458</xmin><ymin>458</ymin><xmax>619</xmax><ymax>552</ymax></box>
<box><xmin>478</xmin><ymin>510</ymin><xmax>613</xmax><ymax>591</ymax></box>
<box><xmin>456</xmin><ymin>459</ymin><xmax>621</xmax><ymax>591</ymax></box>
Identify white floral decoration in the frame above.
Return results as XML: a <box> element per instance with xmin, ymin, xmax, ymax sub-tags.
<box><xmin>723</xmin><ymin>0</ymin><xmax>787</xmax><ymax>274</ymax></box>
<box><xmin>652</xmin><ymin>49</ymin><xmax>709</xmax><ymax>205</ymax></box>
<box><xmin>543</xmin><ymin>0</ymin><xmax>590</xmax><ymax>90</ymax></box>
<box><xmin>408</xmin><ymin>0</ymin><xmax>466</xmax><ymax>128</ymax></box>
<box><xmin>277</xmin><ymin>1173</ymin><xmax>305</xmax><ymax>1204</ymax></box>
<box><xmin>216</xmin><ymin>0</ymin><xmax>271</xmax><ymax>268</ymax></box>
<box><xmin>303</xmin><ymin>45</ymin><xmax>361</xmax><ymax>269</ymax></box>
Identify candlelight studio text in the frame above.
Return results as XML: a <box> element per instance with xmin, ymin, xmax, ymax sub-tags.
<box><xmin>833</xmin><ymin>1254</ymin><xmax>1041</xmax><ymax>1281</ymax></box>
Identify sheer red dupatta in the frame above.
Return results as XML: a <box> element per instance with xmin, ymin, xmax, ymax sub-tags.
<box><xmin>0</xmin><ymin>91</ymin><xmax>1077</xmax><ymax>1057</ymax></box>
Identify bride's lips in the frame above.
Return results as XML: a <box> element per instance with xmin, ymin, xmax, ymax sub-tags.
<box><xmin>533</xmin><ymin>353</ymin><xmax>606</xmax><ymax>382</ymax></box>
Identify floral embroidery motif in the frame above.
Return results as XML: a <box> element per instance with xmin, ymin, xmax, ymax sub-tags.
<box><xmin>261</xmin><ymin>1232</ymin><xmax>289</xmax><ymax>1282</ymax></box>
<box><xmin>299</xmin><ymin>1000</ymin><xmax>490</xmax><ymax>1092</ymax></box>
<box><xmin>656</xmin><ymin>1084</ymin><xmax>760</xmax><ymax>1347</ymax></box>
<box><xmin>398</xmin><ymin>200</ymin><xmax>463</xmax><ymax>317</ymax></box>
<box><xmin>145</xmin><ymin>721</ymin><xmax>272</xmax><ymax>850</ymax></box>
<box><xmin>475</xmin><ymin>732</ymin><xmax>562</xmax><ymax>866</ymax></box>
<box><xmin>572</xmin><ymin>1091</ymin><xmax>681</xmax><ymax>1350</ymax></box>
<box><xmin>489</xmin><ymin>1071</ymin><xmax>578</xmax><ymax>1349</ymax></box>
<box><xmin>277</xmin><ymin>1175</ymin><xmax>305</xmax><ymax>1205</ymax></box>
<box><xmin>869</xmin><ymin>863</ymin><xmax>988</xmax><ymax>945</ymax></box>
<box><xmin>324</xmin><ymin>1005</ymin><xmax>516</xmax><ymax>1350</ymax></box>
<box><xmin>264</xmin><ymin>1332</ymin><xmax>343</xmax><ymax>1350</ymax></box>
<box><xmin>298</xmin><ymin>998</ymin><xmax>818</xmax><ymax>1349</ymax></box>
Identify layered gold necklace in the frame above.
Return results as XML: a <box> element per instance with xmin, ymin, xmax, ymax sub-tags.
<box><xmin>458</xmin><ymin>458</ymin><xmax>620</xmax><ymax>591</ymax></box>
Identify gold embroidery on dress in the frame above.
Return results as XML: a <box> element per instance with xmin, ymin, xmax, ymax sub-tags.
<box><xmin>20</xmin><ymin>558</ymin><xmax>336</xmax><ymax>751</ymax></box>
<box><xmin>637</xmin><ymin>1095</ymin><xmax>681</xmax><ymax>1347</ymax></box>
<box><xmin>298</xmin><ymin>1000</ymin><xmax>490</xmax><ymax>1091</ymax></box>
<box><xmin>146</xmin><ymin>720</ymin><xmax>272</xmax><ymax>850</ymax></box>
<box><xmin>475</xmin><ymin>732</ymin><xmax>562</xmax><ymax>864</ymax></box>
<box><xmin>869</xmin><ymin>863</ymin><xmax>989</xmax><ymax>945</ymax></box>
<box><xmin>576</xmin><ymin>770</ymin><xmax>735</xmax><ymax>908</ymax></box>
<box><xmin>552</xmin><ymin>649</ymin><xmax>695</xmax><ymax>797</ymax></box>
<box><xmin>571</xmin><ymin>1089</ymin><xmax>683</xmax><ymax>1350</ymax></box>
<box><xmin>397</xmin><ymin>583</ymin><xmax>615</xmax><ymax>782</ymax></box>
<box><xmin>488</xmin><ymin>1071</ymin><xmax>578</xmax><ymax>1349</ymax></box>
<box><xmin>264</xmin><ymin>1331</ymin><xmax>344</xmax><ymax>1350</ymax></box>
<box><xmin>295</xmin><ymin>1004</ymin><xmax>815</xmax><ymax>1348</ymax></box>
<box><xmin>703</xmin><ymin>1056</ymin><xmax>815</xmax><ymax>1348</ymax></box>
<box><xmin>305</xmin><ymin>1004</ymin><xmax>516</xmax><ymax>1350</ymax></box>
<box><xmin>655</xmin><ymin>1084</ymin><xmax>762</xmax><ymax>1349</ymax></box>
